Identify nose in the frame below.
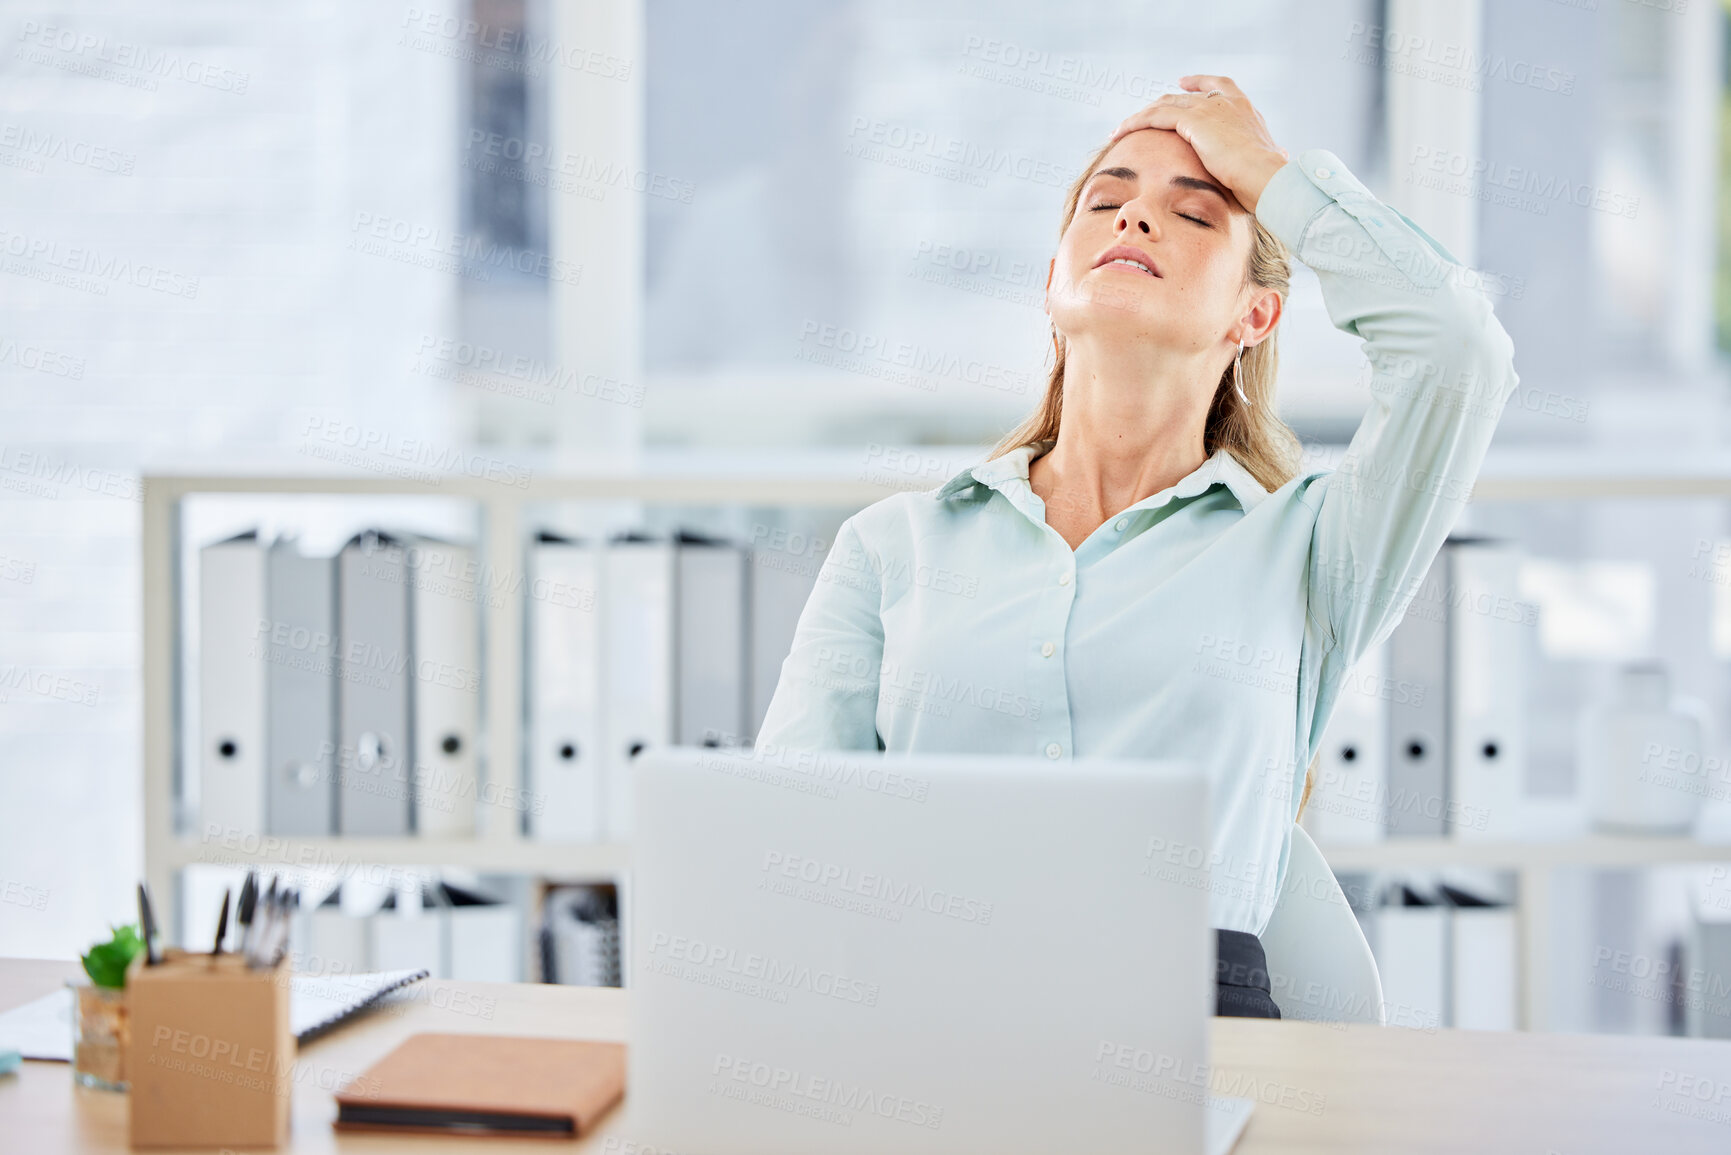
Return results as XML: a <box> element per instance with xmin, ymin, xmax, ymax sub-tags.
<box><xmin>1116</xmin><ymin>203</ymin><xmax>1154</xmax><ymax>236</ymax></box>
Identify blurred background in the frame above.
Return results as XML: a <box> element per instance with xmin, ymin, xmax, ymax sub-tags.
<box><xmin>5</xmin><ymin>0</ymin><xmax>1731</xmax><ymax>1038</ymax></box>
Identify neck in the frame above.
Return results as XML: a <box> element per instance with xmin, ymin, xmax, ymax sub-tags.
<box><xmin>1033</xmin><ymin>332</ymin><xmax>1221</xmax><ymax>520</ymax></box>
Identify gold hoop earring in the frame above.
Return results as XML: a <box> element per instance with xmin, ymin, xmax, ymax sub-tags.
<box><xmin>1233</xmin><ymin>341</ymin><xmax>1249</xmax><ymax>406</ymax></box>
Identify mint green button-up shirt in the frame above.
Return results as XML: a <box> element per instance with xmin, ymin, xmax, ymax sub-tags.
<box><xmin>754</xmin><ymin>148</ymin><xmax>1520</xmax><ymax>936</ymax></box>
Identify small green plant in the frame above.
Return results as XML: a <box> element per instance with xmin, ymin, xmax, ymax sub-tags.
<box><xmin>80</xmin><ymin>923</ymin><xmax>144</xmax><ymax>989</ymax></box>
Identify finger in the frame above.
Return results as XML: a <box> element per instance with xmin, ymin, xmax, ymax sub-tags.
<box><xmin>1180</xmin><ymin>74</ymin><xmax>1246</xmax><ymax>99</ymax></box>
<box><xmin>1107</xmin><ymin>102</ymin><xmax>1184</xmax><ymax>145</ymax></box>
<box><xmin>1110</xmin><ymin>91</ymin><xmax>1214</xmax><ymax>137</ymax></box>
<box><xmin>1111</xmin><ymin>92</ymin><xmax>1199</xmax><ymax>133</ymax></box>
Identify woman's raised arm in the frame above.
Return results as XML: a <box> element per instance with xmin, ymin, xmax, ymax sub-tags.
<box><xmin>1255</xmin><ymin>149</ymin><xmax>1520</xmax><ymax>765</ymax></box>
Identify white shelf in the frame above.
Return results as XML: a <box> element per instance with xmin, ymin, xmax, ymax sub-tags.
<box><xmin>1472</xmin><ymin>445</ymin><xmax>1731</xmax><ymax>501</ymax></box>
<box><xmin>143</xmin><ymin>471</ymin><xmax>907</xmax><ymax>505</ymax></box>
<box><xmin>1319</xmin><ymin>834</ymin><xmax>1731</xmax><ymax>871</ymax></box>
<box><xmin>139</xmin><ymin>442</ymin><xmax>1731</xmax><ymax>504</ymax></box>
<box><xmin>163</xmin><ymin>836</ymin><xmax>631</xmax><ymax>877</ymax></box>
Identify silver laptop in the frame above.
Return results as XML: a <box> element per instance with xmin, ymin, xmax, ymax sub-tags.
<box><xmin>625</xmin><ymin>745</ymin><xmax>1254</xmax><ymax>1155</ymax></box>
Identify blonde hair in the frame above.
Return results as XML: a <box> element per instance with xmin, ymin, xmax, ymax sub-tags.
<box><xmin>988</xmin><ymin>135</ymin><xmax>1304</xmax><ymax>494</ymax></box>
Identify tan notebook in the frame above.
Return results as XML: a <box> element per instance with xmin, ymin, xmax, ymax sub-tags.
<box><xmin>333</xmin><ymin>1032</ymin><xmax>626</xmax><ymax>1138</ymax></box>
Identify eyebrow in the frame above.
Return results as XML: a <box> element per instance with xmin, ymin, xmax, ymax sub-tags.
<box><xmin>1085</xmin><ymin>166</ymin><xmax>1232</xmax><ymax>206</ymax></box>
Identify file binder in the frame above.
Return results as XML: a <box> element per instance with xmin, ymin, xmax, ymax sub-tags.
<box><xmin>264</xmin><ymin>537</ymin><xmax>336</xmax><ymax>836</ymax></box>
<box><xmin>675</xmin><ymin>530</ymin><xmax>748</xmax><ymax>748</ymax></box>
<box><xmin>409</xmin><ymin>537</ymin><xmax>480</xmax><ymax>838</ymax></box>
<box><xmin>303</xmin><ymin>886</ymin><xmax>372</xmax><ymax>976</ymax></box>
<box><xmin>1447</xmin><ymin>538</ymin><xmax>1529</xmax><ymax>839</ymax></box>
<box><xmin>367</xmin><ymin>883</ymin><xmax>447</xmax><ymax>977</ymax></box>
<box><xmin>1374</xmin><ymin>882</ymin><xmax>1448</xmax><ymax>1030</ymax></box>
<box><xmin>200</xmin><ymin>531</ymin><xmax>268</xmax><ymax>836</ymax></box>
<box><xmin>1386</xmin><ymin>554</ymin><xmax>1450</xmax><ymax>837</ymax></box>
<box><xmin>1687</xmin><ymin>879</ymin><xmax>1731</xmax><ymax>1038</ymax></box>
<box><xmin>527</xmin><ymin>533</ymin><xmax>604</xmax><ymax>842</ymax></box>
<box><xmin>1304</xmin><ymin>636</ymin><xmax>1391</xmax><ymax>845</ymax></box>
<box><xmin>602</xmin><ymin>533</ymin><xmax>675</xmax><ymax>838</ymax></box>
<box><xmin>441</xmin><ymin>881</ymin><xmax>522</xmax><ymax>982</ymax></box>
<box><xmin>337</xmin><ymin>531</ymin><xmax>414</xmax><ymax>836</ymax></box>
<box><xmin>1441</xmin><ymin>880</ymin><xmax>1518</xmax><ymax>1030</ymax></box>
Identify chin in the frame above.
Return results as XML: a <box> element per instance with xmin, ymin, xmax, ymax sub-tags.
<box><xmin>1049</xmin><ymin>277</ymin><xmax>1168</xmax><ymax>339</ymax></box>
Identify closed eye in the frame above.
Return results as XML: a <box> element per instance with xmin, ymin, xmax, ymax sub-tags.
<box><xmin>1087</xmin><ymin>203</ymin><xmax>1214</xmax><ymax>228</ymax></box>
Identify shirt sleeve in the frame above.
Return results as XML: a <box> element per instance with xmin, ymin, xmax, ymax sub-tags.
<box><xmin>1253</xmin><ymin>148</ymin><xmax>1521</xmax><ymax>778</ymax></box>
<box><xmin>752</xmin><ymin>512</ymin><xmax>886</xmax><ymax>753</ymax></box>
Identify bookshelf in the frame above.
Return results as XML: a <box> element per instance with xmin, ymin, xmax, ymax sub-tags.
<box><xmin>142</xmin><ymin>448</ymin><xmax>1731</xmax><ymax>1022</ymax></box>
<box><xmin>1317</xmin><ymin>828</ymin><xmax>1731</xmax><ymax>1033</ymax></box>
<box><xmin>140</xmin><ymin>466</ymin><xmax>901</xmax><ymax>971</ymax></box>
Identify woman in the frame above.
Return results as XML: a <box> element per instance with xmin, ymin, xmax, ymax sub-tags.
<box><xmin>754</xmin><ymin>76</ymin><xmax>1519</xmax><ymax>1019</ymax></box>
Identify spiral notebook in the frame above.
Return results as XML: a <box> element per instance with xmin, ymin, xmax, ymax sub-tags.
<box><xmin>291</xmin><ymin>968</ymin><xmax>429</xmax><ymax>1044</ymax></box>
<box><xmin>0</xmin><ymin>968</ymin><xmax>430</xmax><ymax>1061</ymax></box>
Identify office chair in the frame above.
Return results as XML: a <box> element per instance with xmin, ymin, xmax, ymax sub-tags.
<box><xmin>1260</xmin><ymin>823</ymin><xmax>1387</xmax><ymax>1025</ymax></box>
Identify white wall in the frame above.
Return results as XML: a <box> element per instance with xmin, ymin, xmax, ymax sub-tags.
<box><xmin>0</xmin><ymin>0</ymin><xmax>459</xmax><ymax>957</ymax></box>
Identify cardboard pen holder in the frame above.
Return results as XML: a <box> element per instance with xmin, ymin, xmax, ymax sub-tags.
<box><xmin>126</xmin><ymin>947</ymin><xmax>294</xmax><ymax>1150</ymax></box>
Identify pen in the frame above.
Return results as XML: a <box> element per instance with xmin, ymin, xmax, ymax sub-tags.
<box><xmin>137</xmin><ymin>881</ymin><xmax>160</xmax><ymax>966</ymax></box>
<box><xmin>252</xmin><ymin>876</ymin><xmax>283</xmax><ymax>969</ymax></box>
<box><xmin>263</xmin><ymin>888</ymin><xmax>296</xmax><ymax>968</ymax></box>
<box><xmin>236</xmin><ymin>871</ymin><xmax>258</xmax><ymax>961</ymax></box>
<box><xmin>211</xmin><ymin>888</ymin><xmax>230</xmax><ymax>957</ymax></box>
<box><xmin>251</xmin><ymin>876</ymin><xmax>278</xmax><ymax>968</ymax></box>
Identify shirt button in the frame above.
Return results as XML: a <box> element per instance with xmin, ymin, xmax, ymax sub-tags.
<box><xmin>1314</xmin><ymin>166</ymin><xmax>1332</xmax><ymax>179</ymax></box>
<box><xmin>1045</xmin><ymin>742</ymin><xmax>1062</xmax><ymax>759</ymax></box>
<box><xmin>1058</xmin><ymin>572</ymin><xmax>1072</xmax><ymax>586</ymax></box>
<box><xmin>1114</xmin><ymin>518</ymin><xmax>1128</xmax><ymax>532</ymax></box>
<box><xmin>1041</xmin><ymin>641</ymin><xmax>1055</xmax><ymax>658</ymax></box>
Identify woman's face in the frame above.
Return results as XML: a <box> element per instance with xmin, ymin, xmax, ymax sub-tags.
<box><xmin>1046</xmin><ymin>128</ymin><xmax>1259</xmax><ymax>357</ymax></box>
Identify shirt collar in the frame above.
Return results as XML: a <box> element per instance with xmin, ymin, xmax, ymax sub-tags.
<box><xmin>933</xmin><ymin>439</ymin><xmax>1269</xmax><ymax>514</ymax></box>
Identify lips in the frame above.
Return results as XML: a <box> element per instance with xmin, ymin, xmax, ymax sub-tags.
<box><xmin>1093</xmin><ymin>244</ymin><xmax>1161</xmax><ymax>278</ymax></box>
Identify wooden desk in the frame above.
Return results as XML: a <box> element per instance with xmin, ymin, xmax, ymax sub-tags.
<box><xmin>5</xmin><ymin>956</ymin><xmax>1731</xmax><ymax>1153</ymax></box>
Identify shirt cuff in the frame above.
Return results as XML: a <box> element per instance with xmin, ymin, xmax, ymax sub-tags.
<box><xmin>1252</xmin><ymin>150</ymin><xmax>1336</xmax><ymax>254</ymax></box>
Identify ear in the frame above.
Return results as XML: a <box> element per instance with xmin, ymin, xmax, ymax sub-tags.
<box><xmin>1044</xmin><ymin>257</ymin><xmax>1055</xmax><ymax>317</ymax></box>
<box><xmin>1239</xmin><ymin>284</ymin><xmax>1282</xmax><ymax>348</ymax></box>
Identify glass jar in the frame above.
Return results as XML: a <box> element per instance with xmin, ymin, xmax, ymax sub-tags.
<box><xmin>66</xmin><ymin>976</ymin><xmax>128</xmax><ymax>1091</ymax></box>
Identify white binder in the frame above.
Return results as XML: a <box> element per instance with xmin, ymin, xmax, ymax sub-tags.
<box><xmin>1442</xmin><ymin>880</ymin><xmax>1519</xmax><ymax>1030</ymax></box>
<box><xmin>264</xmin><ymin>538</ymin><xmax>336</xmax><ymax>836</ymax></box>
<box><xmin>304</xmin><ymin>887</ymin><xmax>372</xmax><ymax>976</ymax></box>
<box><xmin>441</xmin><ymin>881</ymin><xmax>522</xmax><ymax>982</ymax></box>
<box><xmin>1447</xmin><ymin>539</ymin><xmax>1529</xmax><ymax>840</ymax></box>
<box><xmin>1374</xmin><ymin>882</ymin><xmax>1449</xmax><ymax>1030</ymax></box>
<box><xmin>200</xmin><ymin>531</ymin><xmax>268</xmax><ymax>836</ymax></box>
<box><xmin>409</xmin><ymin>537</ymin><xmax>479</xmax><ymax>838</ymax></box>
<box><xmin>336</xmin><ymin>531</ymin><xmax>413</xmax><ymax>836</ymax></box>
<box><xmin>675</xmin><ymin>531</ymin><xmax>748</xmax><ymax>748</ymax></box>
<box><xmin>527</xmin><ymin>533</ymin><xmax>604</xmax><ymax>842</ymax></box>
<box><xmin>1386</xmin><ymin>553</ymin><xmax>1450</xmax><ymax>837</ymax></box>
<box><xmin>602</xmin><ymin>533</ymin><xmax>675</xmax><ymax>839</ymax></box>
<box><xmin>1303</xmin><ymin>636</ymin><xmax>1390</xmax><ymax>845</ymax></box>
<box><xmin>747</xmin><ymin>531</ymin><xmax>824</xmax><ymax>740</ymax></box>
<box><xmin>1687</xmin><ymin>879</ymin><xmax>1731</xmax><ymax>1038</ymax></box>
<box><xmin>367</xmin><ymin>884</ymin><xmax>447</xmax><ymax>978</ymax></box>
